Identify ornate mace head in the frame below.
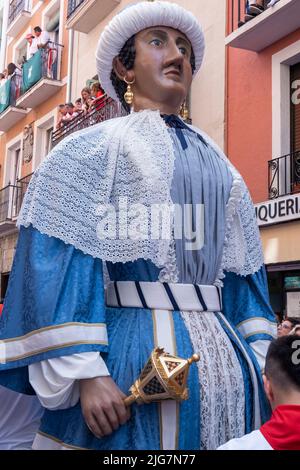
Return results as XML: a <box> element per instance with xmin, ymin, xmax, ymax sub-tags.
<box><xmin>124</xmin><ymin>348</ymin><xmax>200</xmax><ymax>406</ymax></box>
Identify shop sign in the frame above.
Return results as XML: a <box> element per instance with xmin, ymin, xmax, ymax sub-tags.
<box><xmin>255</xmin><ymin>194</ymin><xmax>300</xmax><ymax>227</ymax></box>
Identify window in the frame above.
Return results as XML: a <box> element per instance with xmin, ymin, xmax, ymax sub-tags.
<box><xmin>45</xmin><ymin>126</ymin><xmax>53</xmax><ymax>155</ymax></box>
<box><xmin>291</xmin><ymin>62</ymin><xmax>300</xmax><ymax>153</ymax></box>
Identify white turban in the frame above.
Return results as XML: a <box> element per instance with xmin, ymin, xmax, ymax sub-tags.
<box><xmin>96</xmin><ymin>1</ymin><xmax>205</xmax><ymax>101</ymax></box>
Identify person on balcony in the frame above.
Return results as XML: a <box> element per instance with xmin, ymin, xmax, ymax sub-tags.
<box><xmin>7</xmin><ymin>63</ymin><xmax>22</xmax><ymax>101</ymax></box>
<box><xmin>81</xmin><ymin>86</ymin><xmax>92</xmax><ymax>114</ymax></box>
<box><xmin>26</xmin><ymin>33</ymin><xmax>37</xmax><ymax>60</ymax></box>
<box><xmin>33</xmin><ymin>26</ymin><xmax>55</xmax><ymax>78</ymax></box>
<box><xmin>0</xmin><ymin>1</ymin><xmax>277</xmax><ymax>451</ymax></box>
<box><xmin>33</xmin><ymin>26</ymin><xmax>50</xmax><ymax>51</ymax></box>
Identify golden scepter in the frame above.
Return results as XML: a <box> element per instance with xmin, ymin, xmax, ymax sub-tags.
<box><xmin>124</xmin><ymin>348</ymin><xmax>200</xmax><ymax>407</ymax></box>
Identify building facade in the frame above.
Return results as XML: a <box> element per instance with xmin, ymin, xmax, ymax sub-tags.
<box><xmin>0</xmin><ymin>0</ymin><xmax>228</xmax><ymax>300</ymax></box>
<box><xmin>0</xmin><ymin>0</ymin><xmax>69</xmax><ymax>300</ymax></box>
<box><xmin>226</xmin><ymin>0</ymin><xmax>300</xmax><ymax>319</ymax></box>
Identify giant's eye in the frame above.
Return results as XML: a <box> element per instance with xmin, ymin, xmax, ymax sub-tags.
<box><xmin>150</xmin><ymin>38</ymin><xmax>163</xmax><ymax>47</ymax></box>
<box><xmin>179</xmin><ymin>46</ymin><xmax>188</xmax><ymax>56</ymax></box>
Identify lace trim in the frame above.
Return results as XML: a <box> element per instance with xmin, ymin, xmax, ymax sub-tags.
<box><xmin>18</xmin><ymin>110</ymin><xmax>177</xmax><ymax>269</ymax></box>
<box><xmin>181</xmin><ymin>311</ymin><xmax>246</xmax><ymax>449</ymax></box>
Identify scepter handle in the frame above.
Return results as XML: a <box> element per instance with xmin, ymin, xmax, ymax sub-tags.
<box><xmin>124</xmin><ymin>394</ymin><xmax>136</xmax><ymax>407</ymax></box>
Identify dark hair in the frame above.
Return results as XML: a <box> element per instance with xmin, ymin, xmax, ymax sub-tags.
<box><xmin>91</xmin><ymin>81</ymin><xmax>104</xmax><ymax>93</ymax></box>
<box><xmin>75</xmin><ymin>98</ymin><xmax>82</xmax><ymax>104</ymax></box>
<box><xmin>265</xmin><ymin>335</ymin><xmax>300</xmax><ymax>391</ymax></box>
<box><xmin>285</xmin><ymin>317</ymin><xmax>300</xmax><ymax>328</ymax></box>
<box><xmin>110</xmin><ymin>35</ymin><xmax>196</xmax><ymax>113</ymax></box>
<box><xmin>7</xmin><ymin>63</ymin><xmax>17</xmax><ymax>76</ymax></box>
<box><xmin>34</xmin><ymin>26</ymin><xmax>42</xmax><ymax>33</ymax></box>
<box><xmin>65</xmin><ymin>102</ymin><xmax>74</xmax><ymax>108</ymax></box>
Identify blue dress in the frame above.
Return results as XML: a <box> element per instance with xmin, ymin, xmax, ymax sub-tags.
<box><xmin>0</xmin><ymin>116</ymin><xmax>276</xmax><ymax>450</ymax></box>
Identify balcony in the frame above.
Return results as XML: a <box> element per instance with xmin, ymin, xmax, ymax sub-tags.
<box><xmin>67</xmin><ymin>0</ymin><xmax>121</xmax><ymax>33</ymax></box>
<box><xmin>7</xmin><ymin>0</ymin><xmax>31</xmax><ymax>38</ymax></box>
<box><xmin>0</xmin><ymin>174</ymin><xmax>33</xmax><ymax>235</ymax></box>
<box><xmin>0</xmin><ymin>75</ymin><xmax>29</xmax><ymax>132</ymax></box>
<box><xmin>268</xmin><ymin>151</ymin><xmax>300</xmax><ymax>199</ymax></box>
<box><xmin>16</xmin><ymin>43</ymin><xmax>63</xmax><ymax>109</ymax></box>
<box><xmin>226</xmin><ymin>0</ymin><xmax>300</xmax><ymax>52</ymax></box>
<box><xmin>52</xmin><ymin>95</ymin><xmax>127</xmax><ymax>146</ymax></box>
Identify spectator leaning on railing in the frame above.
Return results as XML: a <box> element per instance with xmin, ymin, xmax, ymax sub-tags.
<box><xmin>26</xmin><ymin>33</ymin><xmax>37</xmax><ymax>60</ymax></box>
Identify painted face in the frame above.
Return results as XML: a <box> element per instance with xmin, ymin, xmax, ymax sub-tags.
<box><xmin>277</xmin><ymin>320</ymin><xmax>294</xmax><ymax>337</ymax></box>
<box><xmin>132</xmin><ymin>26</ymin><xmax>193</xmax><ymax>108</ymax></box>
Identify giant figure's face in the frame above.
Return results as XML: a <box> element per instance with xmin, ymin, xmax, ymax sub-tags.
<box><xmin>132</xmin><ymin>26</ymin><xmax>193</xmax><ymax>108</ymax></box>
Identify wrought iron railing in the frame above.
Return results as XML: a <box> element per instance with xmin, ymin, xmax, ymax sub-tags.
<box><xmin>0</xmin><ymin>173</ymin><xmax>33</xmax><ymax>224</ymax></box>
<box><xmin>67</xmin><ymin>0</ymin><xmax>86</xmax><ymax>19</ymax></box>
<box><xmin>16</xmin><ymin>173</ymin><xmax>33</xmax><ymax>214</ymax></box>
<box><xmin>268</xmin><ymin>151</ymin><xmax>300</xmax><ymax>199</ymax></box>
<box><xmin>0</xmin><ymin>74</ymin><xmax>21</xmax><ymax>115</ymax></box>
<box><xmin>228</xmin><ymin>0</ymin><xmax>272</xmax><ymax>34</ymax></box>
<box><xmin>8</xmin><ymin>0</ymin><xmax>30</xmax><ymax>26</ymax></box>
<box><xmin>52</xmin><ymin>95</ymin><xmax>127</xmax><ymax>146</ymax></box>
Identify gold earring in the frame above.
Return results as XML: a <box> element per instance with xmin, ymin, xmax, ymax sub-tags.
<box><xmin>180</xmin><ymin>101</ymin><xmax>189</xmax><ymax>121</ymax></box>
<box><xmin>124</xmin><ymin>77</ymin><xmax>135</xmax><ymax>105</ymax></box>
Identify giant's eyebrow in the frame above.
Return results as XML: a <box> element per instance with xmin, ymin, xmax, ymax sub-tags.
<box><xmin>144</xmin><ymin>29</ymin><xmax>169</xmax><ymax>41</ymax></box>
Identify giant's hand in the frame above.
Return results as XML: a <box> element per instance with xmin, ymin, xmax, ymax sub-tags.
<box><xmin>79</xmin><ymin>377</ymin><xmax>130</xmax><ymax>438</ymax></box>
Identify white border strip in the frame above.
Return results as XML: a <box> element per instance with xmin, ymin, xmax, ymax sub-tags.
<box><xmin>237</xmin><ymin>318</ymin><xmax>277</xmax><ymax>339</ymax></box>
<box><xmin>32</xmin><ymin>432</ymin><xmax>85</xmax><ymax>450</ymax></box>
<box><xmin>0</xmin><ymin>323</ymin><xmax>108</xmax><ymax>363</ymax></box>
<box><xmin>152</xmin><ymin>309</ymin><xmax>177</xmax><ymax>451</ymax></box>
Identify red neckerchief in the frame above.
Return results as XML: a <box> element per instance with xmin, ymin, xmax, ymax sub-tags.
<box><xmin>260</xmin><ymin>405</ymin><xmax>300</xmax><ymax>450</ymax></box>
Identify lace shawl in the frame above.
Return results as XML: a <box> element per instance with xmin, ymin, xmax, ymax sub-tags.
<box><xmin>18</xmin><ymin>110</ymin><xmax>263</xmax><ymax>281</ymax></box>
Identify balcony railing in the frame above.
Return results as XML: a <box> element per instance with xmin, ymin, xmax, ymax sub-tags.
<box><xmin>8</xmin><ymin>0</ymin><xmax>30</xmax><ymax>26</ymax></box>
<box><xmin>52</xmin><ymin>95</ymin><xmax>127</xmax><ymax>146</ymax></box>
<box><xmin>67</xmin><ymin>0</ymin><xmax>85</xmax><ymax>18</ymax></box>
<box><xmin>0</xmin><ymin>174</ymin><xmax>33</xmax><ymax>230</ymax></box>
<box><xmin>226</xmin><ymin>0</ymin><xmax>300</xmax><ymax>52</ymax></box>
<box><xmin>16</xmin><ymin>42</ymin><xmax>64</xmax><ymax>109</ymax></box>
<box><xmin>0</xmin><ymin>74</ymin><xmax>29</xmax><ymax>132</ymax></box>
<box><xmin>0</xmin><ymin>74</ymin><xmax>21</xmax><ymax>115</ymax></box>
<box><xmin>268</xmin><ymin>151</ymin><xmax>300</xmax><ymax>199</ymax></box>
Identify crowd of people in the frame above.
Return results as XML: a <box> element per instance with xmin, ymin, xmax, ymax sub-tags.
<box><xmin>56</xmin><ymin>81</ymin><xmax>106</xmax><ymax>129</ymax></box>
<box><xmin>0</xmin><ymin>25</ymin><xmax>54</xmax><ymax>101</ymax></box>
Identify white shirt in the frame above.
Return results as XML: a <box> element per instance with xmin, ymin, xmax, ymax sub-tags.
<box><xmin>35</xmin><ymin>31</ymin><xmax>51</xmax><ymax>48</ymax></box>
<box><xmin>27</xmin><ymin>41</ymin><xmax>38</xmax><ymax>59</ymax></box>
<box><xmin>0</xmin><ymin>385</ymin><xmax>43</xmax><ymax>450</ymax></box>
<box><xmin>218</xmin><ymin>430</ymin><xmax>273</xmax><ymax>450</ymax></box>
<box><xmin>29</xmin><ymin>352</ymin><xmax>110</xmax><ymax>410</ymax></box>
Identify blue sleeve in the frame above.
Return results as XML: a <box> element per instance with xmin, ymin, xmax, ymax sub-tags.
<box><xmin>222</xmin><ymin>266</ymin><xmax>277</xmax><ymax>368</ymax></box>
<box><xmin>0</xmin><ymin>224</ymin><xmax>108</xmax><ymax>375</ymax></box>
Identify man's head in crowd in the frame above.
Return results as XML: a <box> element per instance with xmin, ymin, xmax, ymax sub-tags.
<box><xmin>277</xmin><ymin>317</ymin><xmax>300</xmax><ymax>337</ymax></box>
<box><xmin>65</xmin><ymin>103</ymin><xmax>75</xmax><ymax>115</ymax></box>
<box><xmin>263</xmin><ymin>335</ymin><xmax>300</xmax><ymax>410</ymax></box>
<box><xmin>34</xmin><ymin>26</ymin><xmax>42</xmax><ymax>38</ymax></box>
